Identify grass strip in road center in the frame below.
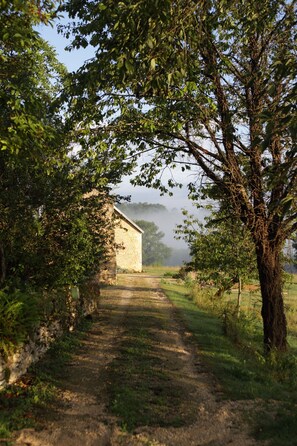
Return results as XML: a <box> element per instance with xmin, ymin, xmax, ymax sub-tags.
<box><xmin>105</xmin><ymin>281</ymin><xmax>196</xmax><ymax>432</ymax></box>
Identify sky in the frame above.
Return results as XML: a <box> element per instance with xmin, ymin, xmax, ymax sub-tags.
<box><xmin>38</xmin><ymin>19</ymin><xmax>199</xmax><ymax>212</ymax></box>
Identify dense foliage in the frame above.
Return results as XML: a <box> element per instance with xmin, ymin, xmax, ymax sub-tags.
<box><xmin>0</xmin><ymin>0</ymin><xmax>135</xmax><ymax>355</ymax></box>
<box><xmin>61</xmin><ymin>0</ymin><xmax>296</xmax><ymax>351</ymax></box>
<box><xmin>0</xmin><ymin>1</ymin><xmax>131</xmax><ymax>290</ymax></box>
<box><xmin>1</xmin><ymin>1</ymin><xmax>65</xmax><ymax>287</ymax></box>
<box><xmin>135</xmin><ymin>220</ymin><xmax>172</xmax><ymax>266</ymax></box>
<box><xmin>176</xmin><ymin>208</ymin><xmax>257</xmax><ymax>309</ymax></box>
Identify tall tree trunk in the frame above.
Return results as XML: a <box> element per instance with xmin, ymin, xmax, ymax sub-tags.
<box><xmin>0</xmin><ymin>243</ymin><xmax>6</xmax><ymax>286</ymax></box>
<box><xmin>256</xmin><ymin>245</ymin><xmax>287</xmax><ymax>353</ymax></box>
<box><xmin>237</xmin><ymin>276</ymin><xmax>242</xmax><ymax>319</ymax></box>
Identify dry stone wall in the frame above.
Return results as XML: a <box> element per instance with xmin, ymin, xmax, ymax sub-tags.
<box><xmin>0</xmin><ymin>284</ymin><xmax>100</xmax><ymax>389</ymax></box>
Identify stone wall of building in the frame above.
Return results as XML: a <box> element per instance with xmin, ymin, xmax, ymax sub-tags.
<box><xmin>115</xmin><ymin>216</ymin><xmax>143</xmax><ymax>272</ymax></box>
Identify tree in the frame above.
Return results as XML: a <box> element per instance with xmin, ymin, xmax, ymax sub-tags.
<box><xmin>293</xmin><ymin>236</ymin><xmax>297</xmax><ymax>268</ymax></box>
<box><xmin>0</xmin><ymin>1</ymin><xmax>62</xmax><ymax>155</ymax></box>
<box><xmin>62</xmin><ymin>0</ymin><xmax>296</xmax><ymax>352</ymax></box>
<box><xmin>0</xmin><ymin>0</ymin><xmax>67</xmax><ymax>286</ymax></box>
<box><xmin>17</xmin><ymin>165</ymin><xmax>113</xmax><ymax>289</ymax></box>
<box><xmin>135</xmin><ymin>220</ymin><xmax>171</xmax><ymax>266</ymax></box>
<box><xmin>0</xmin><ymin>1</ymin><xmax>124</xmax><ymax>289</ymax></box>
<box><xmin>177</xmin><ymin>208</ymin><xmax>257</xmax><ymax>314</ymax></box>
<box><xmin>118</xmin><ymin>203</ymin><xmax>167</xmax><ymax>216</ymax></box>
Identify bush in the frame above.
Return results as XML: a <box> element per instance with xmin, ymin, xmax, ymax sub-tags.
<box><xmin>188</xmin><ymin>281</ymin><xmax>219</xmax><ymax>311</ymax></box>
<box><xmin>0</xmin><ymin>277</ymin><xmax>100</xmax><ymax>358</ymax></box>
<box><xmin>266</xmin><ymin>351</ymin><xmax>297</xmax><ymax>385</ymax></box>
<box><xmin>222</xmin><ymin>308</ymin><xmax>260</xmax><ymax>347</ymax></box>
<box><xmin>0</xmin><ymin>289</ymin><xmax>40</xmax><ymax>356</ymax></box>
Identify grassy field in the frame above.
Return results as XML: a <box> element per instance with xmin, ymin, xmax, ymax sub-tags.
<box><xmin>142</xmin><ymin>265</ymin><xmax>180</xmax><ymax>276</ymax></box>
<box><xmin>145</xmin><ymin>266</ymin><xmax>297</xmax><ymax>350</ymax></box>
<box><xmin>144</xmin><ymin>266</ymin><xmax>297</xmax><ymax>446</ymax></box>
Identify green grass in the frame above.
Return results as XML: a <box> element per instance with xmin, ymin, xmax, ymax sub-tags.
<box><xmin>161</xmin><ymin>282</ymin><xmax>281</xmax><ymax>398</ymax></box>
<box><xmin>252</xmin><ymin>403</ymin><xmax>297</xmax><ymax>446</ymax></box>
<box><xmin>142</xmin><ymin>265</ymin><xmax>180</xmax><ymax>276</ymax></box>
<box><xmin>107</xmin><ymin>323</ymin><xmax>189</xmax><ymax>431</ymax></box>
<box><xmin>0</xmin><ymin>319</ymin><xmax>91</xmax><ymax>445</ymax></box>
<box><xmin>160</xmin><ymin>278</ymin><xmax>297</xmax><ymax>446</ymax></box>
<box><xmin>106</xmin><ymin>277</ymin><xmax>196</xmax><ymax>432</ymax></box>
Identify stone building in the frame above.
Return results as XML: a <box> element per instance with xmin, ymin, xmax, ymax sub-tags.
<box><xmin>98</xmin><ymin>204</ymin><xmax>143</xmax><ymax>283</ymax></box>
<box><xmin>114</xmin><ymin>206</ymin><xmax>143</xmax><ymax>272</ymax></box>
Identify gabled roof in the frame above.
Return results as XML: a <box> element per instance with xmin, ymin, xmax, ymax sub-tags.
<box><xmin>114</xmin><ymin>206</ymin><xmax>144</xmax><ymax>234</ymax></box>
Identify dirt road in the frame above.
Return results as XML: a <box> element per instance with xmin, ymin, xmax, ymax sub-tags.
<box><xmin>15</xmin><ymin>274</ymin><xmax>260</xmax><ymax>446</ymax></box>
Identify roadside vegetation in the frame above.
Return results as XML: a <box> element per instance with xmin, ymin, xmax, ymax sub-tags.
<box><xmin>0</xmin><ymin>319</ymin><xmax>91</xmax><ymax>445</ymax></box>
<box><xmin>153</xmin><ymin>266</ymin><xmax>297</xmax><ymax>446</ymax></box>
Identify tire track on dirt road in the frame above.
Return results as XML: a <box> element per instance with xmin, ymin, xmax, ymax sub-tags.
<box><xmin>14</xmin><ymin>274</ymin><xmax>260</xmax><ymax>446</ymax></box>
<box><xmin>15</xmin><ymin>282</ymin><xmax>132</xmax><ymax>446</ymax></box>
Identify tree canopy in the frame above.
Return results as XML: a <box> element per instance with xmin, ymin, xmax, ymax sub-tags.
<box><xmin>176</xmin><ymin>208</ymin><xmax>257</xmax><ymax>311</ymax></box>
<box><xmin>61</xmin><ymin>0</ymin><xmax>296</xmax><ymax>352</ymax></box>
<box><xmin>0</xmin><ymin>0</ymin><xmax>129</xmax><ymax>289</ymax></box>
<box><xmin>117</xmin><ymin>202</ymin><xmax>167</xmax><ymax>216</ymax></box>
<box><xmin>135</xmin><ymin>220</ymin><xmax>172</xmax><ymax>266</ymax></box>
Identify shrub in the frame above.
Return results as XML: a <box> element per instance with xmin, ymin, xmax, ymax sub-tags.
<box><xmin>266</xmin><ymin>351</ymin><xmax>297</xmax><ymax>385</ymax></box>
<box><xmin>188</xmin><ymin>281</ymin><xmax>219</xmax><ymax>312</ymax></box>
<box><xmin>222</xmin><ymin>308</ymin><xmax>260</xmax><ymax>347</ymax></box>
<box><xmin>0</xmin><ymin>288</ymin><xmax>40</xmax><ymax>356</ymax></box>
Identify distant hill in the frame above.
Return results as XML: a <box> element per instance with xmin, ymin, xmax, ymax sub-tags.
<box><xmin>118</xmin><ymin>202</ymin><xmax>167</xmax><ymax>216</ymax></box>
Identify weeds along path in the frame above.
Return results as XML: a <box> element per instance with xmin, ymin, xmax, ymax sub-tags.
<box><xmin>15</xmin><ymin>274</ymin><xmax>259</xmax><ymax>446</ymax></box>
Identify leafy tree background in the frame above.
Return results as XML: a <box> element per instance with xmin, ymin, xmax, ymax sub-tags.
<box><xmin>135</xmin><ymin>220</ymin><xmax>172</xmax><ymax>266</ymax></box>
<box><xmin>0</xmin><ymin>0</ymin><xmax>134</xmax><ymax>353</ymax></box>
<box><xmin>177</xmin><ymin>208</ymin><xmax>257</xmax><ymax>312</ymax></box>
<box><xmin>0</xmin><ymin>1</ymin><xmax>68</xmax><ymax>287</ymax></box>
<box><xmin>0</xmin><ymin>1</ymin><xmax>129</xmax><ymax>290</ymax></box>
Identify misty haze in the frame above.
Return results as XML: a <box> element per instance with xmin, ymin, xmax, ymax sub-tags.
<box><xmin>117</xmin><ymin>202</ymin><xmax>192</xmax><ymax>266</ymax></box>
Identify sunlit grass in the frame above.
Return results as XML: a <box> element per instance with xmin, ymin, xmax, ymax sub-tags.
<box><xmin>160</xmin><ymin>278</ymin><xmax>297</xmax><ymax>446</ymax></box>
<box><xmin>142</xmin><ymin>265</ymin><xmax>180</xmax><ymax>276</ymax></box>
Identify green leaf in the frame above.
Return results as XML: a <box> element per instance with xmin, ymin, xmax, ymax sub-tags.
<box><xmin>150</xmin><ymin>58</ymin><xmax>156</xmax><ymax>71</ymax></box>
<box><xmin>125</xmin><ymin>59</ymin><xmax>134</xmax><ymax>74</ymax></box>
<box><xmin>147</xmin><ymin>37</ymin><xmax>154</xmax><ymax>49</ymax></box>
